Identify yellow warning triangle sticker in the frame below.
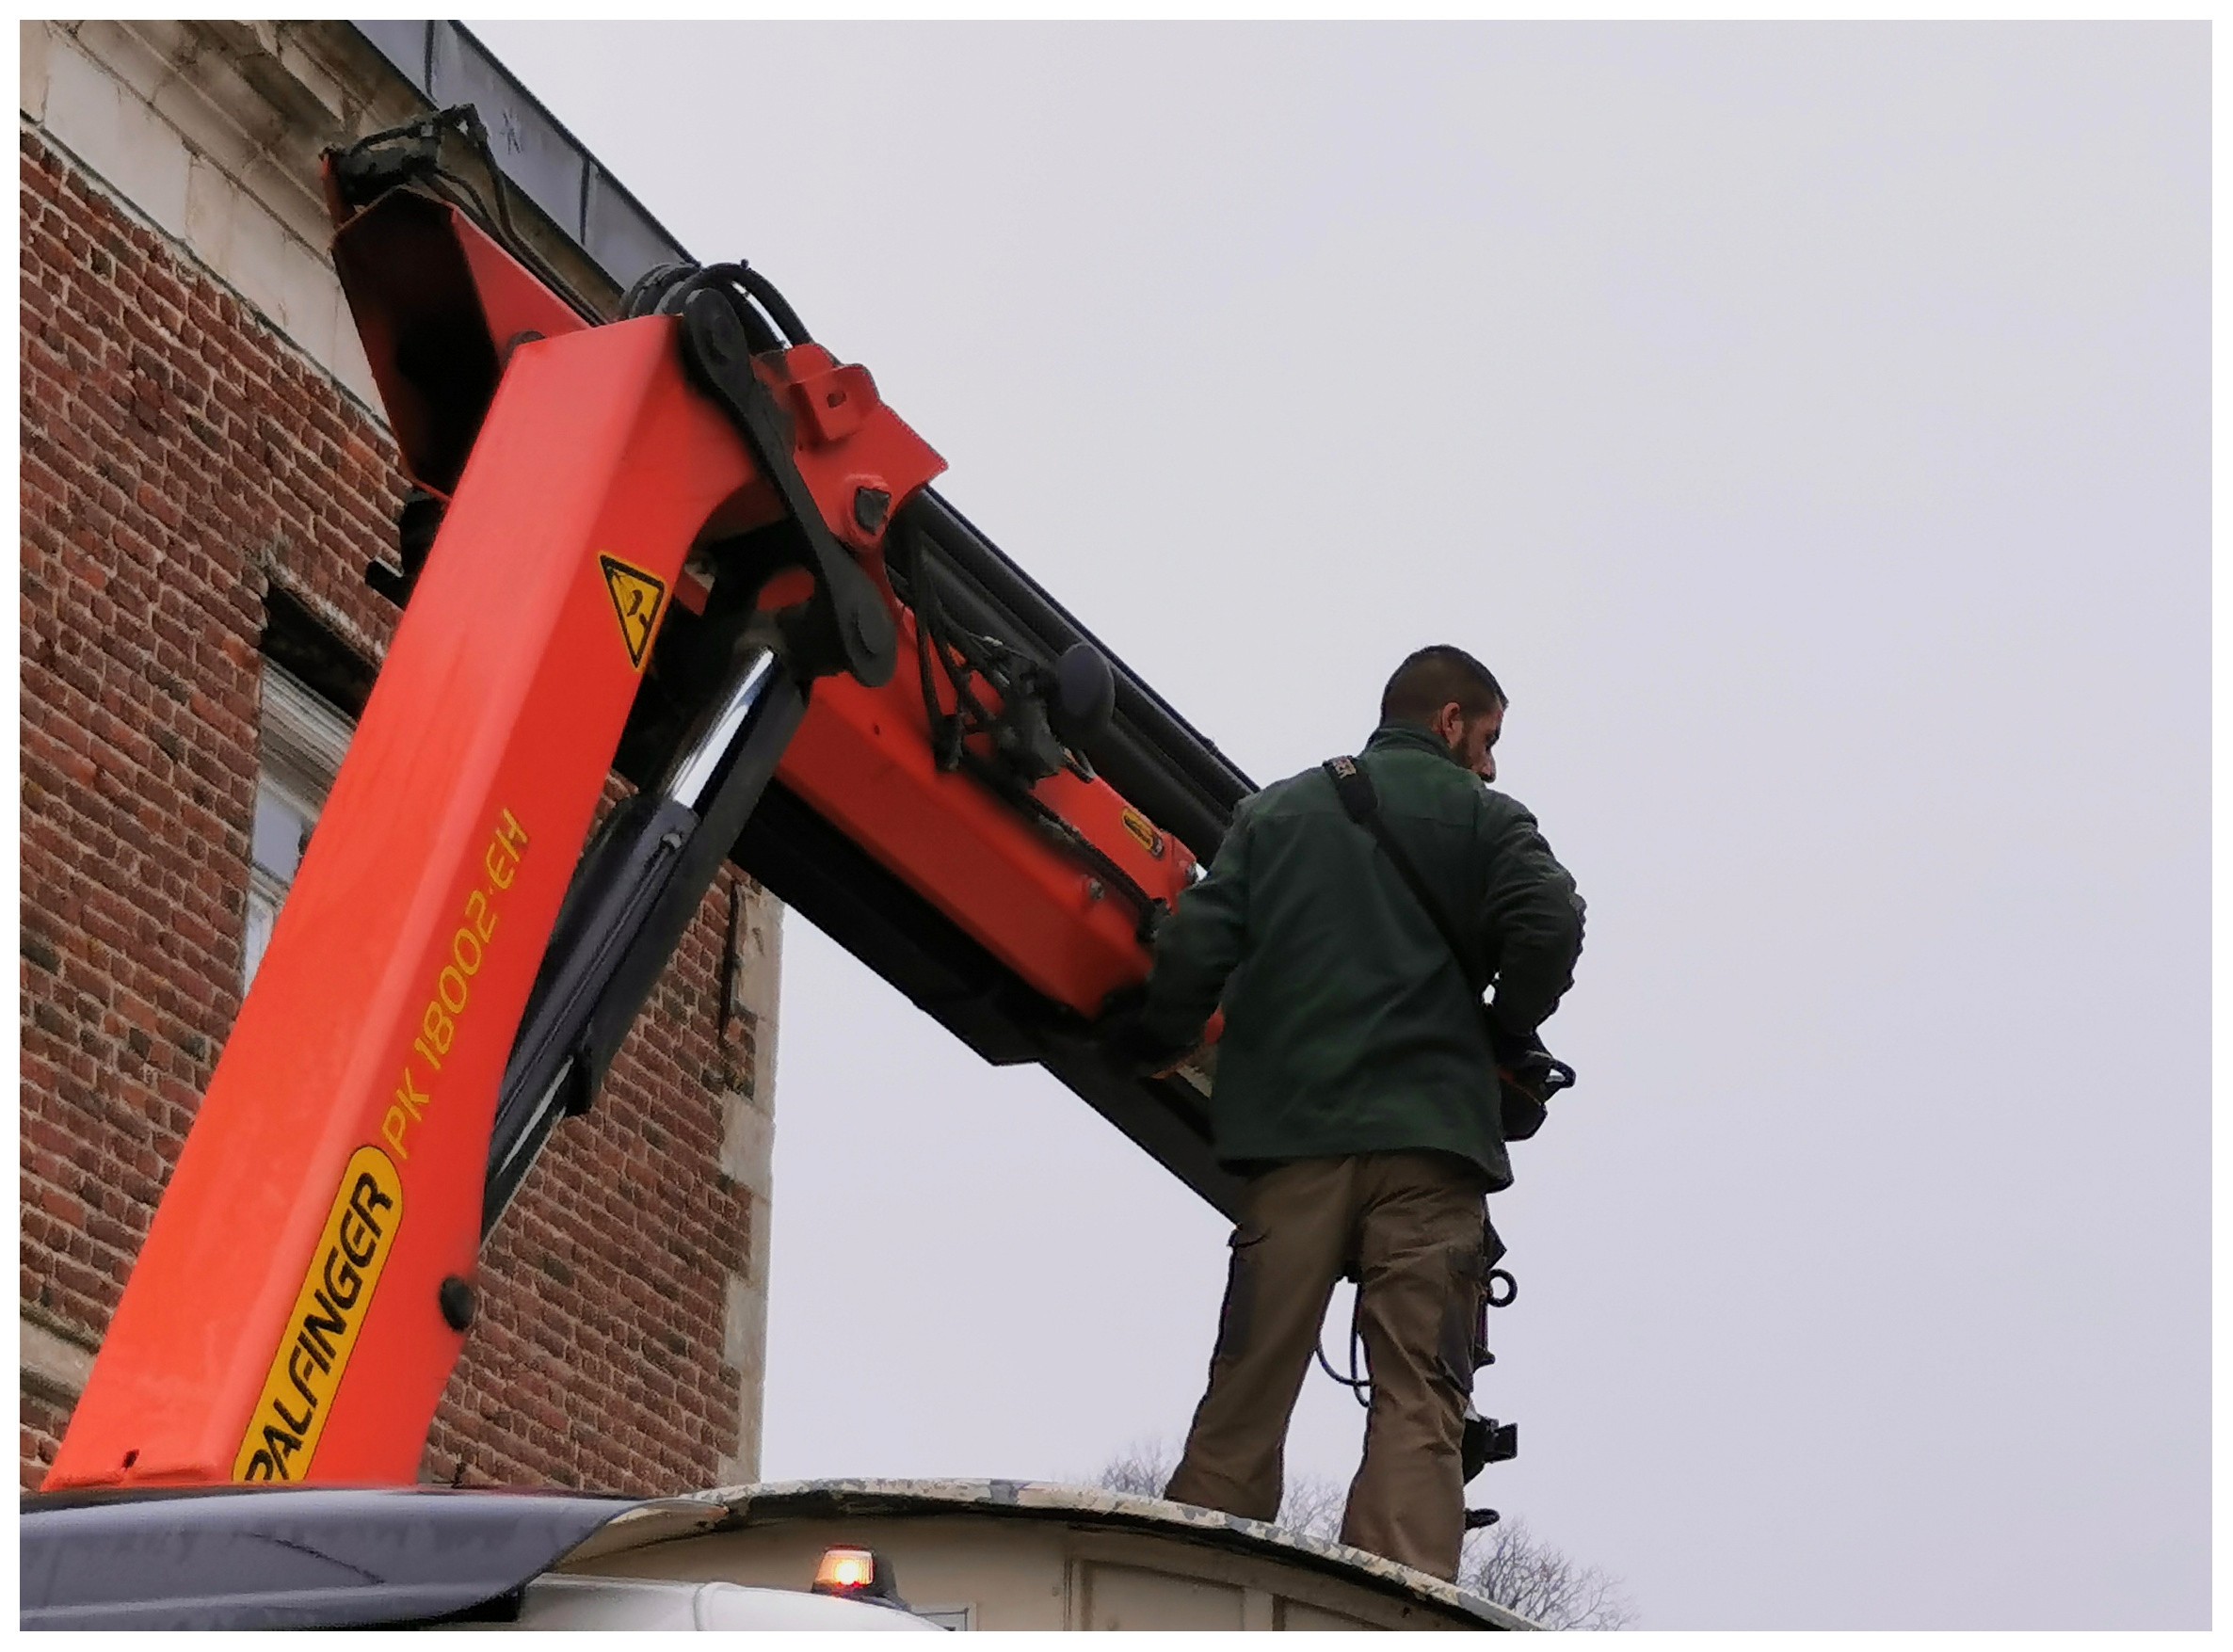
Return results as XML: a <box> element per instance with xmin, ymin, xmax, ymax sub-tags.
<box><xmin>599</xmin><ymin>553</ymin><xmax>667</xmax><ymax>670</ymax></box>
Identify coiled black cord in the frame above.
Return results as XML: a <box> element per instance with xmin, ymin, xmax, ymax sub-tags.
<box><xmin>1313</xmin><ymin>1266</ymin><xmax>1517</xmax><ymax>1407</ymax></box>
<box><xmin>1314</xmin><ymin>1288</ymin><xmax>1372</xmax><ymax>1409</ymax></box>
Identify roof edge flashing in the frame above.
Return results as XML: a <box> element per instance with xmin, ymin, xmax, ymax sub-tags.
<box><xmin>347</xmin><ymin>20</ymin><xmax>690</xmax><ymax>294</ymax></box>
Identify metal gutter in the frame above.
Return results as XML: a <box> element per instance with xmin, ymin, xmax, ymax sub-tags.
<box><xmin>349</xmin><ymin>20</ymin><xmax>689</xmax><ymax>289</ymax></box>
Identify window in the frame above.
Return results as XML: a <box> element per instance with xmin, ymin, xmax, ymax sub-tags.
<box><xmin>244</xmin><ymin>665</ymin><xmax>354</xmax><ymax>989</ymax></box>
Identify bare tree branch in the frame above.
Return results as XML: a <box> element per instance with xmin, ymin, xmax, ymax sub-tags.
<box><xmin>1462</xmin><ymin>1514</ymin><xmax>1638</xmax><ymax>1630</ymax></box>
<box><xmin>1092</xmin><ymin>1436</ymin><xmax>1177</xmax><ymax>1500</ymax></box>
<box><xmin>1276</xmin><ymin>1471</ymin><xmax>1348</xmax><ymax>1541</ymax></box>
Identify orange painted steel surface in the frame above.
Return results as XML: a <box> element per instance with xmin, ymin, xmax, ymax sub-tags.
<box><xmin>328</xmin><ymin>190</ymin><xmax>591</xmax><ymax>499</ymax></box>
<box><xmin>48</xmin><ymin>321</ymin><xmax>767</xmax><ymax>1488</ymax></box>
<box><xmin>779</xmin><ymin>645</ymin><xmax>1198</xmax><ymax>1016</ymax></box>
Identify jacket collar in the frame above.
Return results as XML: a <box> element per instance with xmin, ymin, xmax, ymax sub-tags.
<box><xmin>1364</xmin><ymin>720</ymin><xmax>1465</xmax><ymax>767</ymax></box>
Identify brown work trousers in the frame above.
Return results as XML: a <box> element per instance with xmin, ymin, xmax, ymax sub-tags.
<box><xmin>1164</xmin><ymin>1151</ymin><xmax>1490</xmax><ymax>1581</ymax></box>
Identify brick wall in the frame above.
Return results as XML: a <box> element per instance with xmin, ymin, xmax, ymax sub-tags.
<box><xmin>19</xmin><ymin>127</ymin><xmax>769</xmax><ymax>1494</ymax></box>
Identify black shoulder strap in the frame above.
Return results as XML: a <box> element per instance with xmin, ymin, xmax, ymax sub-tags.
<box><xmin>1323</xmin><ymin>757</ymin><xmax>1486</xmax><ymax>992</ymax></box>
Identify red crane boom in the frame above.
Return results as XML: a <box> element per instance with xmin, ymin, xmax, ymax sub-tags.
<box><xmin>48</xmin><ymin>112</ymin><xmax>1227</xmax><ymax>1490</ymax></box>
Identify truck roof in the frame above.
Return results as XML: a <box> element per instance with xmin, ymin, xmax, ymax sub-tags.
<box><xmin>571</xmin><ymin>1478</ymin><xmax>1534</xmax><ymax>1631</ymax></box>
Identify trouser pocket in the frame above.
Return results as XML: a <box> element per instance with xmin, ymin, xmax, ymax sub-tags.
<box><xmin>1435</xmin><ymin>1237</ymin><xmax>1486</xmax><ymax>1395</ymax></box>
<box><xmin>1213</xmin><ymin>1226</ymin><xmax>1265</xmax><ymax>1364</ymax></box>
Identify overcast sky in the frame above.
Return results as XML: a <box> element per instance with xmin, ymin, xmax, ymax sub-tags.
<box><xmin>472</xmin><ymin>23</ymin><xmax>2209</xmax><ymax>1629</ymax></box>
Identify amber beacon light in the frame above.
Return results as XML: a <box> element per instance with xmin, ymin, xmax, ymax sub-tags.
<box><xmin>813</xmin><ymin>1545</ymin><xmax>909</xmax><ymax>1608</ymax></box>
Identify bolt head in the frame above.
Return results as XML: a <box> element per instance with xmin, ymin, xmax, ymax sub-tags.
<box><xmin>438</xmin><ymin>1275</ymin><xmax>477</xmax><ymax>1333</ymax></box>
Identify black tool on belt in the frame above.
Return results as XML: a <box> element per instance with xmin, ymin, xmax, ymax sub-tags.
<box><xmin>1457</xmin><ymin>1212</ymin><xmax>1520</xmax><ymax>1528</ymax></box>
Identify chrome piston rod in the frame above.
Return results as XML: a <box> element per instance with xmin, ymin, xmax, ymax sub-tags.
<box><xmin>483</xmin><ymin>644</ymin><xmax>804</xmax><ymax>1233</ymax></box>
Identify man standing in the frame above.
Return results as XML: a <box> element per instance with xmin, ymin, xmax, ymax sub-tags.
<box><xmin>1117</xmin><ymin>645</ymin><xmax>1584</xmax><ymax>1581</ymax></box>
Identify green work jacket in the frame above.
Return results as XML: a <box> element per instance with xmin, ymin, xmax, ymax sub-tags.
<box><xmin>1141</xmin><ymin>721</ymin><xmax>1585</xmax><ymax>1191</ymax></box>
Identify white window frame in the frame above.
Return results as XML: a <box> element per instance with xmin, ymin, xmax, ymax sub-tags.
<box><xmin>244</xmin><ymin>665</ymin><xmax>355</xmax><ymax>989</ymax></box>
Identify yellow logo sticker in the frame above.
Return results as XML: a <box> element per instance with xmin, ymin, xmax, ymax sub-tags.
<box><xmin>233</xmin><ymin>1146</ymin><xmax>403</xmax><ymax>1482</ymax></box>
<box><xmin>599</xmin><ymin>553</ymin><xmax>667</xmax><ymax>670</ymax></box>
<box><xmin>1119</xmin><ymin>808</ymin><xmax>1166</xmax><ymax>859</ymax></box>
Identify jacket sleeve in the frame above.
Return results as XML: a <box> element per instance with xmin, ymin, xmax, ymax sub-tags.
<box><xmin>1476</xmin><ymin>798</ymin><xmax>1585</xmax><ymax>1038</ymax></box>
<box><xmin>1140</xmin><ymin>799</ymin><xmax>1255</xmax><ymax>1047</ymax></box>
